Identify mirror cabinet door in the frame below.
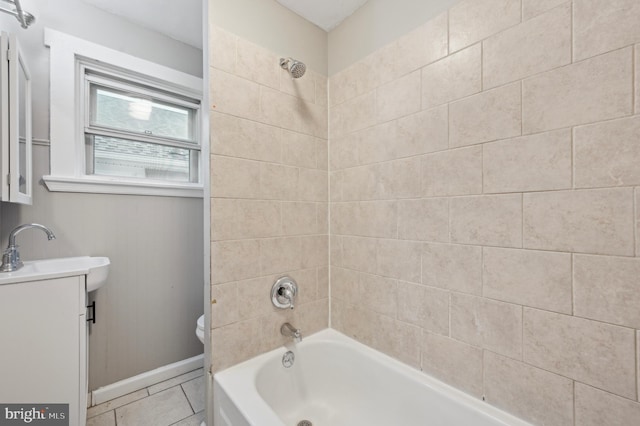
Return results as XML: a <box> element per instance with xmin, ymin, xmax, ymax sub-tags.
<box><xmin>8</xmin><ymin>33</ymin><xmax>32</xmax><ymax>204</ymax></box>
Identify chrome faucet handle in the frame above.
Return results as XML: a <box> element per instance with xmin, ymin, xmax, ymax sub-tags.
<box><xmin>271</xmin><ymin>276</ymin><xmax>298</xmax><ymax>310</ymax></box>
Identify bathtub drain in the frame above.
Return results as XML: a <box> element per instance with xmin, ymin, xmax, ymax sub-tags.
<box><xmin>297</xmin><ymin>421</ymin><xmax>312</xmax><ymax>426</ymax></box>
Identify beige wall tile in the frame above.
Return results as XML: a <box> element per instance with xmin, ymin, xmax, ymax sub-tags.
<box><xmin>451</xmin><ymin>294</ymin><xmax>523</xmax><ymax>359</ymax></box>
<box><xmin>342</xmin><ymin>236</ymin><xmax>378</xmax><ymax>275</ymax></box>
<box><xmin>236</xmin><ymin>276</ymin><xmax>273</xmax><ymax>320</ymax></box>
<box><xmin>522</xmin><ymin>0</ymin><xmax>569</xmax><ymax>20</ymax></box>
<box><xmin>359</xmin><ymin>106</ymin><xmax>449</xmax><ymax>165</ymax></box>
<box><xmin>449</xmin><ymin>83</ymin><xmax>522</xmax><ymax>148</ymax></box>
<box><xmin>282</xmin><ymin>202</ymin><xmax>317</xmax><ymax>236</ymax></box>
<box><xmin>211</xmin><ymin>240</ymin><xmax>261</xmax><ymax>284</ymax></box>
<box><xmin>483</xmin><ymin>247</ymin><xmax>572</xmax><ymax>314</ymax></box>
<box><xmin>259</xmin><ymin>237</ymin><xmax>302</xmax><ymax>275</ymax></box>
<box><xmin>329</xmin><ymin>61</ymin><xmax>374</xmax><ymax>107</ymax></box>
<box><xmin>211</xmin><ymin>156</ymin><xmax>261</xmax><ymax>199</ymax></box>
<box><xmin>376</xmin><ymin>239</ymin><xmax>422</xmax><ymax>283</ymax></box>
<box><xmin>331</xmin><ymin>299</ymin><xmax>375</xmax><ymax>346</ymax></box>
<box><xmin>575</xmin><ymin>116</ymin><xmax>640</xmax><ymax>188</ymax></box>
<box><xmin>331</xmin><ymin>201</ymin><xmax>397</xmax><ymax>238</ymax></box>
<box><xmin>330</xmin><ymin>134</ymin><xmax>359</xmax><ymax>171</ymax></box>
<box><xmin>376</xmin><ymin>71</ymin><xmax>422</xmax><ymax>123</ymax></box>
<box><xmin>523</xmin><ymin>188</ymin><xmax>634</xmax><ymax>256</ymax></box>
<box><xmin>260</xmin><ymin>87</ymin><xmax>327</xmax><ymax>138</ymax></box>
<box><xmin>300</xmin><ymin>235</ymin><xmax>329</xmax><ymax>269</ymax></box>
<box><xmin>397</xmin><ymin>282</ymin><xmax>449</xmax><ymax>335</ymax></box>
<box><xmin>483</xmin><ymin>129</ymin><xmax>572</xmax><ymax>193</ymax></box>
<box><xmin>316</xmin><ymin>138</ymin><xmax>328</xmax><ymax>170</ymax></box>
<box><xmin>211</xmin><ymin>283</ymin><xmax>238</xmax><ymax>328</ymax></box>
<box><xmin>282</xmin><ymin>130</ymin><xmax>317</xmax><ymax>169</ymax></box>
<box><xmin>484</xmin><ymin>352</ymin><xmax>574</xmax><ymax>426</ymax></box>
<box><xmin>330</xmin><ymin>171</ymin><xmax>343</xmax><ymax>202</ymax></box>
<box><xmin>636</xmin><ymin>45</ymin><xmax>639</xmax><ymax>114</ymax></box>
<box><xmin>360</xmin><ymin>273</ymin><xmax>398</xmax><ymax>318</ymax></box>
<box><xmin>575</xmin><ymin>383</ymin><xmax>640</xmax><ymax>426</ymax></box>
<box><xmin>422</xmin><ymin>332</ymin><xmax>484</xmax><ymax>398</ymax></box>
<box><xmin>374</xmin><ymin>316</ymin><xmax>422</xmax><ymax>369</ymax></box>
<box><xmin>483</xmin><ymin>4</ymin><xmax>571</xmax><ymax>89</ymax></box>
<box><xmin>522</xmin><ymin>48</ymin><xmax>633</xmax><ymax>133</ymax></box>
<box><xmin>211</xmin><ymin>318</ymin><xmax>262</xmax><ymax>372</ymax></box>
<box><xmin>398</xmin><ymin>198</ymin><xmax>449</xmax><ymax>242</ymax></box>
<box><xmin>259</xmin><ymin>163</ymin><xmax>298</xmax><ymax>201</ymax></box>
<box><xmin>422</xmin><ymin>44</ymin><xmax>482</xmax><ymax>109</ymax></box>
<box><xmin>392</xmin><ymin>12</ymin><xmax>448</xmax><ymax>76</ymax></box>
<box><xmin>209</xmin><ymin>26</ymin><xmax>236</xmax><ymax>73</ymax></box>
<box><xmin>524</xmin><ymin>308</ymin><xmax>637</xmax><ymax>399</ymax></box>
<box><xmin>423</xmin><ymin>243</ymin><xmax>483</xmax><ymax>295</ymax></box>
<box><xmin>210</xmin><ymin>113</ymin><xmax>281</xmax><ymax>163</ymax></box>
<box><xmin>210</xmin><ymin>69</ymin><xmax>260</xmax><ymax>121</ymax></box>
<box><xmin>574</xmin><ymin>0</ymin><xmax>640</xmax><ymax>61</ymax></box>
<box><xmin>343</xmin><ymin>158</ymin><xmax>421</xmax><ymax>201</ymax></box>
<box><xmin>574</xmin><ymin>254</ymin><xmax>640</xmax><ymax>329</ymax></box>
<box><xmin>422</xmin><ymin>146</ymin><xmax>483</xmax><ymax>197</ymax></box>
<box><xmin>450</xmin><ymin>194</ymin><xmax>523</xmax><ymax>248</ymax></box>
<box><xmin>329</xmin><ymin>91</ymin><xmax>376</xmax><ymax>139</ymax></box>
<box><xmin>317</xmin><ymin>203</ymin><xmax>328</xmax><ymax>234</ymax></box>
<box><xmin>236</xmin><ymin>38</ymin><xmax>280</xmax><ymax>89</ymax></box>
<box><xmin>362</xmin><ymin>13</ymin><xmax>448</xmax><ymax>90</ymax></box>
<box><xmin>211</xmin><ymin>199</ymin><xmax>281</xmax><ymax>240</ymax></box>
<box><xmin>331</xmin><ymin>267</ymin><xmax>360</xmax><ymax>305</ymax></box>
<box><xmin>280</xmin><ymin>69</ymin><xmax>316</xmax><ymax>103</ymax></box>
<box><xmin>296</xmin><ymin>298</ymin><xmax>329</xmax><ymax>337</ymax></box>
<box><xmin>317</xmin><ymin>267</ymin><xmax>328</xmax><ymax>299</ymax></box>
<box><xmin>315</xmin><ymin>74</ymin><xmax>328</xmax><ymax>107</ymax></box>
<box><xmin>297</xmin><ymin>169</ymin><xmax>328</xmax><ymax>202</ymax></box>
<box><xmin>331</xmin><ymin>236</ymin><xmax>343</xmax><ymax>268</ymax></box>
<box><xmin>449</xmin><ymin>0</ymin><xmax>521</xmax><ymax>52</ymax></box>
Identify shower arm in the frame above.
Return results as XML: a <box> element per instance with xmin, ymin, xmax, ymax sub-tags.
<box><xmin>0</xmin><ymin>0</ymin><xmax>34</xmax><ymax>29</ymax></box>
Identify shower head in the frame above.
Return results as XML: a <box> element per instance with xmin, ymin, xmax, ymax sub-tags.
<box><xmin>280</xmin><ymin>57</ymin><xmax>306</xmax><ymax>79</ymax></box>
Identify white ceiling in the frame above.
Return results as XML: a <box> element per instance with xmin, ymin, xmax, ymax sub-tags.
<box><xmin>79</xmin><ymin>0</ymin><xmax>203</xmax><ymax>48</ymax></box>
<box><xmin>276</xmin><ymin>0</ymin><xmax>370</xmax><ymax>31</ymax></box>
<box><xmin>79</xmin><ymin>0</ymin><xmax>370</xmax><ymax>50</ymax></box>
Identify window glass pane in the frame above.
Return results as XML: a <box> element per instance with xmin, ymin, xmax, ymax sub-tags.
<box><xmin>90</xmin><ymin>84</ymin><xmax>195</xmax><ymax>142</ymax></box>
<box><xmin>87</xmin><ymin>135</ymin><xmax>196</xmax><ymax>182</ymax></box>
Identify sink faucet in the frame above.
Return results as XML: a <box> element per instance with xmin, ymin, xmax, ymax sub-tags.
<box><xmin>281</xmin><ymin>322</ymin><xmax>302</xmax><ymax>343</ymax></box>
<box><xmin>1</xmin><ymin>223</ymin><xmax>56</xmax><ymax>272</ymax></box>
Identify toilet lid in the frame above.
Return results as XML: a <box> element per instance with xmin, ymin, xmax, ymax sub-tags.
<box><xmin>197</xmin><ymin>315</ymin><xmax>205</xmax><ymax>330</ymax></box>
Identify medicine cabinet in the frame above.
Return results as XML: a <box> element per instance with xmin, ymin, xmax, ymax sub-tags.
<box><xmin>0</xmin><ymin>31</ymin><xmax>32</xmax><ymax>204</ymax></box>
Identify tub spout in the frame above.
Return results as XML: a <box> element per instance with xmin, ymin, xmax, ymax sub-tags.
<box><xmin>281</xmin><ymin>322</ymin><xmax>302</xmax><ymax>343</ymax></box>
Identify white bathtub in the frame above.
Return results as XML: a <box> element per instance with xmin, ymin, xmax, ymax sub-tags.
<box><xmin>214</xmin><ymin>329</ymin><xmax>530</xmax><ymax>426</ymax></box>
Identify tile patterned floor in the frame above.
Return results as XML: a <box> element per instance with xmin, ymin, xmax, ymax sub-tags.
<box><xmin>86</xmin><ymin>369</ymin><xmax>205</xmax><ymax>426</ymax></box>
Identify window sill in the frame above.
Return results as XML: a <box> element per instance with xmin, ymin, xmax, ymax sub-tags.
<box><xmin>42</xmin><ymin>175</ymin><xmax>204</xmax><ymax>198</ymax></box>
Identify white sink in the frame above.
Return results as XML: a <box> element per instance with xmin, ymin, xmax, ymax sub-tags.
<box><xmin>0</xmin><ymin>256</ymin><xmax>110</xmax><ymax>291</ymax></box>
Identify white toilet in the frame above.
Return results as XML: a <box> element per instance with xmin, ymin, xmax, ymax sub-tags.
<box><xmin>195</xmin><ymin>315</ymin><xmax>206</xmax><ymax>426</ymax></box>
<box><xmin>196</xmin><ymin>314</ymin><xmax>205</xmax><ymax>344</ymax></box>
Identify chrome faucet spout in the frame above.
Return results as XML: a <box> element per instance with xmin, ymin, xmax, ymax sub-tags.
<box><xmin>281</xmin><ymin>322</ymin><xmax>302</xmax><ymax>343</ymax></box>
<box><xmin>1</xmin><ymin>223</ymin><xmax>56</xmax><ymax>272</ymax></box>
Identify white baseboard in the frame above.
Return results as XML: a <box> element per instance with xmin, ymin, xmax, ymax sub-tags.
<box><xmin>91</xmin><ymin>354</ymin><xmax>204</xmax><ymax>406</ymax></box>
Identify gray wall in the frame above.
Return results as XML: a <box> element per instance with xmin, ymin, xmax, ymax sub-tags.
<box><xmin>328</xmin><ymin>0</ymin><xmax>460</xmax><ymax>75</ymax></box>
<box><xmin>0</xmin><ymin>0</ymin><xmax>205</xmax><ymax>390</ymax></box>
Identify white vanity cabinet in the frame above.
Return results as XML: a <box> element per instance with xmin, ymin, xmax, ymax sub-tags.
<box><xmin>0</xmin><ymin>275</ymin><xmax>88</xmax><ymax>426</ymax></box>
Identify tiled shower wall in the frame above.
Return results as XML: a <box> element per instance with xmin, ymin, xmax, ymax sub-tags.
<box><xmin>329</xmin><ymin>0</ymin><xmax>640</xmax><ymax>424</ymax></box>
<box><xmin>209</xmin><ymin>26</ymin><xmax>329</xmax><ymax>373</ymax></box>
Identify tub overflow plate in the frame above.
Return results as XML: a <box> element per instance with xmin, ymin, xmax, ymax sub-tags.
<box><xmin>282</xmin><ymin>350</ymin><xmax>295</xmax><ymax>368</ymax></box>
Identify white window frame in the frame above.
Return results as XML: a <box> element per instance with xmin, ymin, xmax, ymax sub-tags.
<box><xmin>44</xmin><ymin>28</ymin><xmax>204</xmax><ymax>198</ymax></box>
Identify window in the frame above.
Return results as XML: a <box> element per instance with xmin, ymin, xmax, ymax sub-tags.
<box><xmin>44</xmin><ymin>29</ymin><xmax>204</xmax><ymax>197</ymax></box>
<box><xmin>83</xmin><ymin>70</ymin><xmax>200</xmax><ymax>183</ymax></box>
